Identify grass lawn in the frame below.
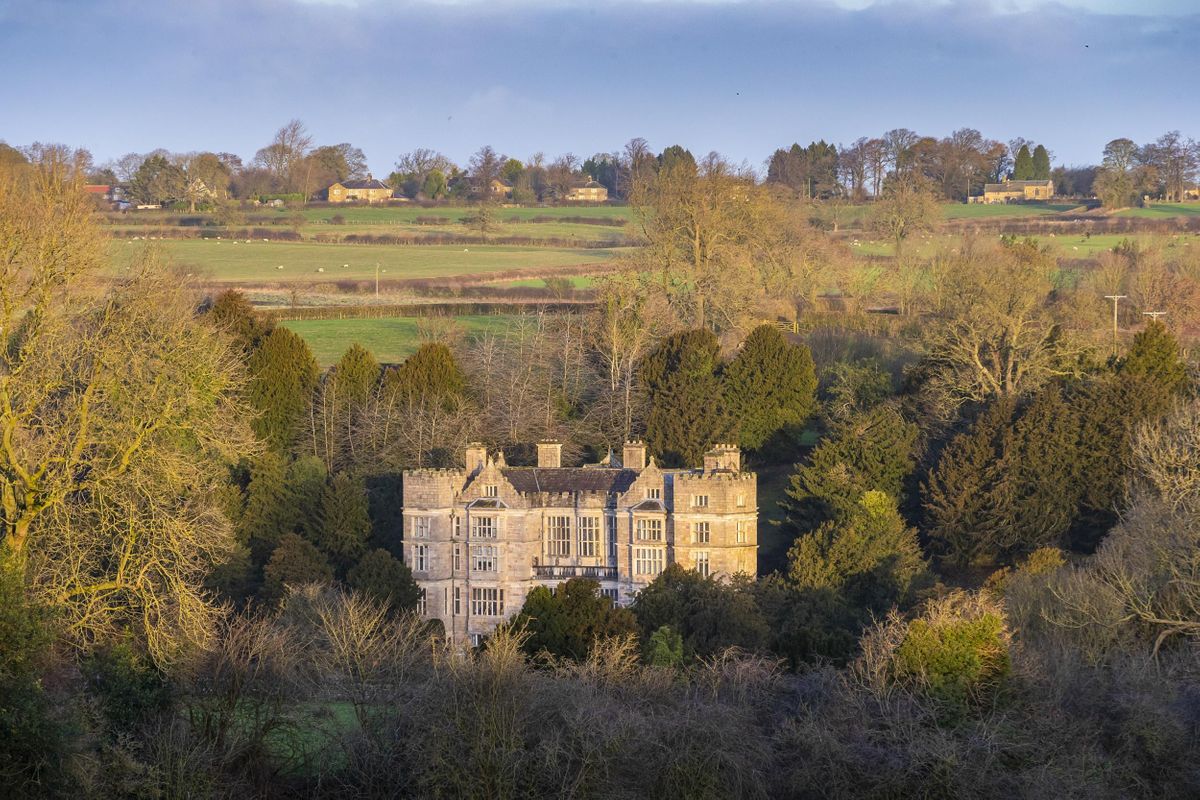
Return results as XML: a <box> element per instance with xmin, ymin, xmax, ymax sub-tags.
<box><xmin>281</xmin><ymin>314</ymin><xmax>522</xmax><ymax>365</ymax></box>
<box><xmin>1116</xmin><ymin>202</ymin><xmax>1200</xmax><ymax>218</ymax></box>
<box><xmin>296</xmin><ymin>204</ymin><xmax>634</xmax><ymax>225</ymax></box>
<box><xmin>846</xmin><ymin>230</ymin><xmax>1198</xmax><ymax>259</ymax></box>
<box><xmin>942</xmin><ymin>202</ymin><xmax>1077</xmax><ymax>219</ymax></box>
<box><xmin>110</xmin><ymin>239</ymin><xmax>621</xmax><ymax>283</ymax></box>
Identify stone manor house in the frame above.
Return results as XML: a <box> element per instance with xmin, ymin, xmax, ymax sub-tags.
<box><xmin>402</xmin><ymin>441</ymin><xmax>758</xmax><ymax>644</ymax></box>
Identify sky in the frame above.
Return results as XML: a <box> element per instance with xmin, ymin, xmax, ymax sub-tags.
<box><xmin>0</xmin><ymin>0</ymin><xmax>1196</xmax><ymax>175</ymax></box>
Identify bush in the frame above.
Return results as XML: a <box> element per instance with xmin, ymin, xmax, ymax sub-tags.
<box><xmin>0</xmin><ymin>565</ymin><xmax>71</xmax><ymax>795</ymax></box>
<box><xmin>84</xmin><ymin>642</ymin><xmax>172</xmax><ymax>733</ymax></box>
<box><xmin>869</xmin><ymin>592</ymin><xmax>1011</xmax><ymax>717</ymax></box>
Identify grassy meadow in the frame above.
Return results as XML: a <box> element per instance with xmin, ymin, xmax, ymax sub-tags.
<box><xmin>280</xmin><ymin>314</ymin><xmax>522</xmax><ymax>365</ymax></box>
<box><xmin>110</xmin><ymin>238</ymin><xmax>622</xmax><ymax>283</ymax></box>
<box><xmin>941</xmin><ymin>202</ymin><xmax>1079</xmax><ymax>218</ymax></box>
<box><xmin>1116</xmin><ymin>202</ymin><xmax>1200</xmax><ymax>218</ymax></box>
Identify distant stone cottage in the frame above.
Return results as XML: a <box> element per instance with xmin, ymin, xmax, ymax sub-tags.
<box><xmin>565</xmin><ymin>179</ymin><xmax>608</xmax><ymax>203</ymax></box>
<box><xmin>972</xmin><ymin>178</ymin><xmax>1055</xmax><ymax>204</ymax></box>
<box><xmin>327</xmin><ymin>177</ymin><xmax>393</xmax><ymax>203</ymax></box>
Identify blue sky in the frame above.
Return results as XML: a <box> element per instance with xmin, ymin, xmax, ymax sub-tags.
<box><xmin>0</xmin><ymin>0</ymin><xmax>1195</xmax><ymax>174</ymax></box>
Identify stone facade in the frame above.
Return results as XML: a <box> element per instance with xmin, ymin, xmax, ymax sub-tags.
<box><xmin>402</xmin><ymin>441</ymin><xmax>757</xmax><ymax>644</ymax></box>
<box><xmin>972</xmin><ymin>179</ymin><xmax>1055</xmax><ymax>204</ymax></box>
<box><xmin>327</xmin><ymin>178</ymin><xmax>393</xmax><ymax>203</ymax></box>
<box><xmin>565</xmin><ymin>179</ymin><xmax>608</xmax><ymax>202</ymax></box>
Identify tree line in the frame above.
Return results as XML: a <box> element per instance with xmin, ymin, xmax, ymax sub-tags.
<box><xmin>4</xmin><ymin>120</ymin><xmax>1197</xmax><ymax>210</ymax></box>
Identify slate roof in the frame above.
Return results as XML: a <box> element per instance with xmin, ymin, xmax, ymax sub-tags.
<box><xmin>500</xmin><ymin>467</ymin><xmax>639</xmax><ymax>495</ymax></box>
<box><xmin>338</xmin><ymin>178</ymin><xmax>391</xmax><ymax>190</ymax></box>
<box><xmin>983</xmin><ymin>180</ymin><xmax>1053</xmax><ymax>192</ymax></box>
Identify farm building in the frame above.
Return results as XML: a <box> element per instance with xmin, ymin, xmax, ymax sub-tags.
<box><xmin>489</xmin><ymin>178</ymin><xmax>513</xmax><ymax>199</ymax></box>
<box><xmin>327</xmin><ymin>177</ymin><xmax>393</xmax><ymax>203</ymax></box>
<box><xmin>971</xmin><ymin>178</ymin><xmax>1055</xmax><ymax>204</ymax></box>
<box><xmin>565</xmin><ymin>179</ymin><xmax>608</xmax><ymax>202</ymax></box>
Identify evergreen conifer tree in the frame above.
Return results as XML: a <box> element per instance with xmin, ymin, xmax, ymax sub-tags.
<box><xmin>313</xmin><ymin>473</ymin><xmax>372</xmax><ymax>572</ymax></box>
<box><xmin>722</xmin><ymin>325</ymin><xmax>817</xmax><ymax>450</ymax></box>
<box><xmin>925</xmin><ymin>389</ymin><xmax>1083</xmax><ymax>565</ymax></box>
<box><xmin>1122</xmin><ymin>320</ymin><xmax>1188</xmax><ymax>398</ymax></box>
<box><xmin>206</xmin><ymin>289</ymin><xmax>272</xmax><ymax>353</ymax></box>
<box><xmin>1031</xmin><ymin>145</ymin><xmax>1051</xmax><ymax>180</ymax></box>
<box><xmin>1013</xmin><ymin>145</ymin><xmax>1034</xmax><ymax>180</ymax></box>
<box><xmin>924</xmin><ymin>399</ymin><xmax>1015</xmax><ymax>565</ymax></box>
<box><xmin>507</xmin><ymin>578</ymin><xmax>639</xmax><ymax>661</ymax></box>
<box><xmin>788</xmin><ymin>490</ymin><xmax>930</xmax><ymax>611</ymax></box>
<box><xmin>347</xmin><ymin>549</ymin><xmax>422</xmax><ymax>611</ymax></box>
<box><xmin>384</xmin><ymin>342</ymin><xmax>466</xmax><ymax>405</ymax></box>
<box><xmin>641</xmin><ymin>329</ymin><xmax>733</xmax><ymax>467</ymax></box>
<box><xmin>631</xmin><ymin>564</ymin><xmax>769</xmax><ymax>659</ymax></box>
<box><xmin>784</xmin><ymin>404</ymin><xmax>918</xmax><ymax>529</ymax></box>
<box><xmin>246</xmin><ymin>327</ymin><xmax>319</xmax><ymax>452</ymax></box>
<box><xmin>331</xmin><ymin>344</ymin><xmax>380</xmax><ymax>408</ymax></box>
<box><xmin>263</xmin><ymin>533</ymin><xmax>334</xmax><ymax>600</ymax></box>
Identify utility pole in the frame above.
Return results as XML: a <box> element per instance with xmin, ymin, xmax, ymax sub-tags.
<box><xmin>1143</xmin><ymin>310</ymin><xmax>1167</xmax><ymax>322</ymax></box>
<box><xmin>1104</xmin><ymin>294</ymin><xmax>1126</xmax><ymax>358</ymax></box>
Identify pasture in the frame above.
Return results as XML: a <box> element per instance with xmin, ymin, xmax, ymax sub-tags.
<box><xmin>109</xmin><ymin>239</ymin><xmax>622</xmax><ymax>284</ymax></box>
<box><xmin>941</xmin><ymin>202</ymin><xmax>1078</xmax><ymax>219</ymax></box>
<box><xmin>103</xmin><ymin>204</ymin><xmax>635</xmax><ymax>244</ymax></box>
<box><xmin>280</xmin><ymin>314</ymin><xmax>522</xmax><ymax>365</ymax></box>
<box><xmin>1117</xmin><ymin>202</ymin><xmax>1200</xmax><ymax>218</ymax></box>
<box><xmin>846</xmin><ymin>230</ymin><xmax>1200</xmax><ymax>258</ymax></box>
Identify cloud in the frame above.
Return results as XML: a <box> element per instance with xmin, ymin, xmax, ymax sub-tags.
<box><xmin>0</xmin><ymin>0</ymin><xmax>1196</xmax><ymax>170</ymax></box>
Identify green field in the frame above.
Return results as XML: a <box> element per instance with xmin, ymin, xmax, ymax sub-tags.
<box><xmin>847</xmin><ymin>230</ymin><xmax>1199</xmax><ymax>259</ymax></box>
<box><xmin>280</xmin><ymin>314</ymin><xmax>522</xmax><ymax>365</ymax></box>
<box><xmin>1116</xmin><ymin>202</ymin><xmax>1200</xmax><ymax>218</ymax></box>
<box><xmin>106</xmin><ymin>204</ymin><xmax>634</xmax><ymax>245</ymax></box>
<box><xmin>297</xmin><ymin>204</ymin><xmax>634</xmax><ymax>225</ymax></box>
<box><xmin>941</xmin><ymin>202</ymin><xmax>1078</xmax><ymax>219</ymax></box>
<box><xmin>111</xmin><ymin>239</ymin><xmax>622</xmax><ymax>283</ymax></box>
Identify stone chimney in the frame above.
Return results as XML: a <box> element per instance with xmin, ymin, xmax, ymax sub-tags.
<box><xmin>623</xmin><ymin>440</ymin><xmax>647</xmax><ymax>471</ymax></box>
<box><xmin>465</xmin><ymin>443</ymin><xmax>488</xmax><ymax>473</ymax></box>
<box><xmin>537</xmin><ymin>440</ymin><xmax>563</xmax><ymax>469</ymax></box>
<box><xmin>703</xmin><ymin>443</ymin><xmax>741</xmax><ymax>472</ymax></box>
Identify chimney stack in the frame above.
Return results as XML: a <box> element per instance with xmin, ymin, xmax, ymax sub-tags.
<box><xmin>703</xmin><ymin>444</ymin><xmax>741</xmax><ymax>472</ymax></box>
<box><xmin>536</xmin><ymin>440</ymin><xmax>563</xmax><ymax>469</ymax></box>
<box><xmin>623</xmin><ymin>440</ymin><xmax>647</xmax><ymax>471</ymax></box>
<box><xmin>465</xmin><ymin>443</ymin><xmax>488</xmax><ymax>473</ymax></box>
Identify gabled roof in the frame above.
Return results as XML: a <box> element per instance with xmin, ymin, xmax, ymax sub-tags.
<box><xmin>500</xmin><ymin>467</ymin><xmax>638</xmax><ymax>495</ymax></box>
<box><xmin>570</xmin><ymin>180</ymin><xmax>606</xmax><ymax>190</ymax></box>
<box><xmin>630</xmin><ymin>498</ymin><xmax>666</xmax><ymax>513</ymax></box>
<box><xmin>337</xmin><ymin>178</ymin><xmax>391</xmax><ymax>190</ymax></box>
<box><xmin>983</xmin><ymin>180</ymin><xmax>1053</xmax><ymax>192</ymax></box>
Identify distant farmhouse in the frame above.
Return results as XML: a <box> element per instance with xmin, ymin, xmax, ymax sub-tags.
<box><xmin>84</xmin><ymin>184</ymin><xmax>129</xmax><ymax>210</ymax></box>
<box><xmin>402</xmin><ymin>441</ymin><xmax>758</xmax><ymax>645</ymax></box>
<box><xmin>327</xmin><ymin>177</ymin><xmax>392</xmax><ymax>203</ymax></box>
<box><xmin>971</xmin><ymin>178</ymin><xmax>1055</xmax><ymax>204</ymax></box>
<box><xmin>565</xmin><ymin>179</ymin><xmax>608</xmax><ymax>203</ymax></box>
<box><xmin>489</xmin><ymin>178</ymin><xmax>513</xmax><ymax>199</ymax></box>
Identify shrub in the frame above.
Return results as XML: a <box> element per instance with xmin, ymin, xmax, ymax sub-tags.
<box><xmin>855</xmin><ymin>592</ymin><xmax>1010</xmax><ymax>726</ymax></box>
<box><xmin>0</xmin><ymin>565</ymin><xmax>71</xmax><ymax>795</ymax></box>
<box><xmin>882</xmin><ymin>592</ymin><xmax>1011</xmax><ymax>716</ymax></box>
